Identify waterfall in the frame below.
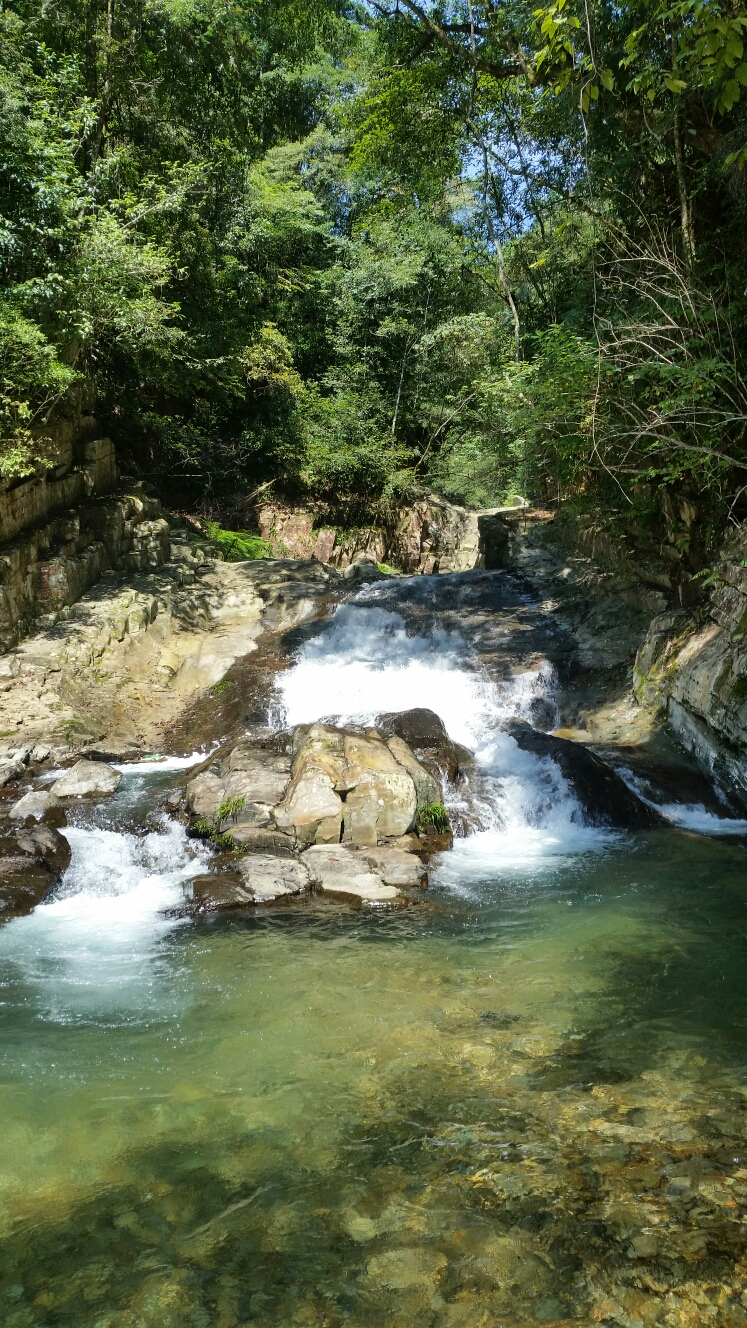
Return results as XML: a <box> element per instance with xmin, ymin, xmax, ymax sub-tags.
<box><xmin>277</xmin><ymin>597</ymin><xmax>617</xmax><ymax>879</ymax></box>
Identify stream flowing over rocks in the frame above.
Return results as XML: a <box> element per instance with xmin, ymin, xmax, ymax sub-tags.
<box><xmin>3</xmin><ymin>512</ymin><xmax>747</xmax><ymax>1327</ymax></box>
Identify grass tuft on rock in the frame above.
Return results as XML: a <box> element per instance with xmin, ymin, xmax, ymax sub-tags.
<box><xmin>416</xmin><ymin>802</ymin><xmax>450</xmax><ymax>834</ymax></box>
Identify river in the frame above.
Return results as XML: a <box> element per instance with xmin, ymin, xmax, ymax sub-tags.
<box><xmin>1</xmin><ymin>568</ymin><xmax>747</xmax><ymax>1327</ymax></box>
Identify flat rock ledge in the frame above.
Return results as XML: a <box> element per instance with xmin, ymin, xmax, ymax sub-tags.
<box><xmin>184</xmin><ymin>721</ymin><xmax>443</xmax><ymax>910</ymax></box>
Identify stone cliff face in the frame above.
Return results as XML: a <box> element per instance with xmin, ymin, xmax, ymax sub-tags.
<box><xmin>634</xmin><ymin>522</ymin><xmax>747</xmax><ymax>807</ymax></box>
<box><xmin>255</xmin><ymin>492</ymin><xmax>522</xmax><ymax>575</ymax></box>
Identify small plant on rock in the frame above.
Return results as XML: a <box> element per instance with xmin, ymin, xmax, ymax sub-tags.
<box><xmin>193</xmin><ymin>796</ymin><xmax>246</xmax><ymax>849</ymax></box>
<box><xmin>416</xmin><ymin>802</ymin><xmax>450</xmax><ymax>834</ymax></box>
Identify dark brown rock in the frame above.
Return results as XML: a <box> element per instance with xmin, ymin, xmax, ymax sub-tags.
<box><xmin>0</xmin><ymin>826</ymin><xmax>71</xmax><ymax>919</ymax></box>
<box><xmin>477</xmin><ymin>513</ymin><xmax>511</xmax><ymax>569</ymax></box>
<box><xmin>507</xmin><ymin>723</ymin><xmax>665</xmax><ymax>828</ymax></box>
<box><xmin>16</xmin><ymin>825</ymin><xmax>72</xmax><ymax>875</ymax></box>
<box><xmin>376</xmin><ymin>708</ymin><xmax>462</xmax><ymax>782</ymax></box>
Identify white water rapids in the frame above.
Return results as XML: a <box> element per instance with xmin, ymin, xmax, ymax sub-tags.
<box><xmin>2</xmin><ymin>579</ymin><xmax>747</xmax><ymax>1010</ymax></box>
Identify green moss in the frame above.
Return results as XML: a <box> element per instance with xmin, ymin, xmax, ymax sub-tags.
<box><xmin>377</xmin><ymin>563</ymin><xmax>400</xmax><ymax>575</ymax></box>
<box><xmin>211</xmin><ymin>679</ymin><xmax>234</xmax><ymax>696</ymax></box>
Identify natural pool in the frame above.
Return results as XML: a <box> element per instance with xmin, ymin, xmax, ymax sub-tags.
<box><xmin>2</xmin><ymin>573</ymin><xmax>747</xmax><ymax>1327</ymax></box>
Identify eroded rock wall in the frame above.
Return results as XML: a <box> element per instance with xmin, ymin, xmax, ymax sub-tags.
<box><xmin>0</xmin><ymin>483</ymin><xmax>171</xmax><ymax>651</ymax></box>
<box><xmin>257</xmin><ymin>490</ymin><xmax>480</xmax><ymax>574</ymax></box>
<box><xmin>634</xmin><ymin>522</ymin><xmax>747</xmax><ymax>805</ymax></box>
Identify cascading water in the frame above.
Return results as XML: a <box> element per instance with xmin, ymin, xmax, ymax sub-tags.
<box><xmin>277</xmin><ymin>592</ymin><xmax>617</xmax><ymax>883</ymax></box>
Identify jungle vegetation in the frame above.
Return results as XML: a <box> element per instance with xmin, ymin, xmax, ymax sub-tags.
<box><xmin>2</xmin><ymin>0</ymin><xmax>747</xmax><ymax>549</ymax></box>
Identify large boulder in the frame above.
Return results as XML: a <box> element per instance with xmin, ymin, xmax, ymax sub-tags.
<box><xmin>0</xmin><ymin>755</ymin><xmax>26</xmax><ymax>788</ymax></box>
<box><xmin>507</xmin><ymin>723</ymin><xmax>665</xmax><ymax>829</ymax></box>
<box><xmin>9</xmin><ymin>790</ymin><xmax>67</xmax><ymax>828</ymax></box>
<box><xmin>376</xmin><ymin>708</ymin><xmax>460</xmax><ymax>785</ymax></box>
<box><xmin>182</xmin><ymin>724</ymin><xmax>444</xmax><ymax>854</ymax></box>
<box><xmin>52</xmin><ymin>759</ymin><xmax>122</xmax><ymax>799</ymax></box>
<box><xmin>301</xmin><ymin>845</ymin><xmax>401</xmax><ymax>904</ymax></box>
<box><xmin>0</xmin><ymin>826</ymin><xmax>71</xmax><ymax>919</ymax></box>
<box><xmin>16</xmin><ymin>825</ymin><xmax>71</xmax><ymax>875</ymax></box>
<box><xmin>275</xmin><ymin>767</ymin><xmax>343</xmax><ymax>846</ymax></box>
<box><xmin>275</xmin><ymin>725</ymin><xmax>423</xmax><ymax>848</ymax></box>
<box><xmin>191</xmin><ymin>855</ymin><xmax>309</xmax><ymax>910</ymax></box>
<box><xmin>185</xmin><ymin>743</ymin><xmax>292</xmax><ymax>828</ymax></box>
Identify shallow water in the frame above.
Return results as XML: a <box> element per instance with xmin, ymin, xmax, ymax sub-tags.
<box><xmin>2</xmin><ymin>571</ymin><xmax>747</xmax><ymax>1327</ymax></box>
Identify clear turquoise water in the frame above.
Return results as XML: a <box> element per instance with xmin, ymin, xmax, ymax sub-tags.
<box><xmin>2</xmin><ymin>821</ymin><xmax>747</xmax><ymax>1327</ymax></box>
<box><xmin>2</xmin><ymin>573</ymin><xmax>747</xmax><ymax>1328</ymax></box>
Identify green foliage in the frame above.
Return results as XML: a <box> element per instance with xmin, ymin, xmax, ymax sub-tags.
<box><xmin>3</xmin><ymin>0</ymin><xmax>747</xmax><ymax>551</ymax></box>
<box><xmin>193</xmin><ymin>795</ymin><xmax>246</xmax><ymax>850</ymax></box>
<box><xmin>0</xmin><ymin>304</ymin><xmax>78</xmax><ymax>479</ymax></box>
<box><xmin>205</xmin><ymin>523</ymin><xmax>274</xmax><ymax>561</ymax></box>
<box><xmin>416</xmin><ymin>802</ymin><xmax>450</xmax><ymax>834</ymax></box>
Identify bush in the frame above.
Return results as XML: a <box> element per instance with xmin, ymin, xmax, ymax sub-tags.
<box><xmin>205</xmin><ymin>523</ymin><xmax>274</xmax><ymax>561</ymax></box>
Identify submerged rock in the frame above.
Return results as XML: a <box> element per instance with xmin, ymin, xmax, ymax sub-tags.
<box><xmin>9</xmin><ymin>790</ymin><xmax>67</xmax><ymax>828</ymax></box>
<box><xmin>52</xmin><ymin>759</ymin><xmax>122</xmax><ymax>799</ymax></box>
<box><xmin>507</xmin><ymin>723</ymin><xmax>664</xmax><ymax>828</ymax></box>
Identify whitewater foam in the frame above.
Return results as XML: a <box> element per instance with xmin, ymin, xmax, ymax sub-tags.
<box><xmin>0</xmin><ymin>820</ymin><xmax>207</xmax><ymax>1021</ymax></box>
<box><xmin>278</xmin><ymin>599</ymin><xmax>610</xmax><ymax>865</ymax></box>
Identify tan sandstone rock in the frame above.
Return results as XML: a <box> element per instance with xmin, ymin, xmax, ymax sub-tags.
<box><xmin>301</xmin><ymin>845</ymin><xmax>401</xmax><ymax>904</ymax></box>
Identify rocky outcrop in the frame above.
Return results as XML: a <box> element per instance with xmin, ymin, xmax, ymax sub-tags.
<box><xmin>255</xmin><ymin>491</ymin><xmax>529</xmax><ymax>575</ymax></box>
<box><xmin>0</xmin><ymin>824</ymin><xmax>71</xmax><ymax>918</ymax></box>
<box><xmin>255</xmin><ymin>491</ymin><xmax>475</xmax><ymax>574</ymax></box>
<box><xmin>182</xmin><ymin>721</ymin><xmax>447</xmax><ymax>909</ymax></box>
<box><xmin>186</xmin><ymin>723</ymin><xmax>439</xmax><ymax>853</ymax></box>
<box><xmin>0</xmin><ymin>550</ymin><xmax>354</xmax><ymax>755</ymax></box>
<box><xmin>508</xmin><ymin>723</ymin><xmax>664</xmax><ymax>828</ymax></box>
<box><xmin>633</xmin><ymin>520</ymin><xmax>747</xmax><ymax>806</ymax></box>
<box><xmin>0</xmin><ymin>484</ymin><xmax>172</xmax><ymax>652</ymax></box>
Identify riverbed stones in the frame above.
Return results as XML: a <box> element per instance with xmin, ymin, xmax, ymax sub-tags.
<box><xmin>9</xmin><ymin>789</ymin><xmax>67</xmax><ymax>828</ymax></box>
<box><xmin>301</xmin><ymin>845</ymin><xmax>402</xmax><ymax>904</ymax></box>
<box><xmin>52</xmin><ymin>759</ymin><xmax>122</xmax><ymax>798</ymax></box>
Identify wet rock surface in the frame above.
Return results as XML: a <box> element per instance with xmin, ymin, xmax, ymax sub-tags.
<box><xmin>52</xmin><ymin>759</ymin><xmax>122</xmax><ymax>799</ymax></box>
<box><xmin>191</xmin><ymin>855</ymin><xmax>310</xmax><ymax>910</ymax></box>
<box><xmin>0</xmin><ymin>824</ymin><xmax>71</xmax><ymax>917</ymax></box>
<box><xmin>508</xmin><ymin>722</ymin><xmax>666</xmax><ymax>828</ymax></box>
<box><xmin>301</xmin><ymin>844</ymin><xmax>403</xmax><ymax>904</ymax></box>
<box><xmin>8</xmin><ymin>789</ymin><xmax>67</xmax><ymax>827</ymax></box>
